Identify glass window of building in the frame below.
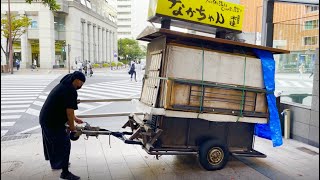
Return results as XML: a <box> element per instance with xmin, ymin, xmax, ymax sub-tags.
<box><xmin>54</xmin><ymin>16</ymin><xmax>66</xmax><ymax>31</ymax></box>
<box><xmin>303</xmin><ymin>36</ymin><xmax>318</xmax><ymax>45</ymax></box>
<box><xmin>304</xmin><ymin>20</ymin><xmax>319</xmax><ymax>30</ymax></box>
<box><xmin>31</xmin><ymin>21</ymin><xmax>38</xmax><ymax>28</ymax></box>
<box><xmin>306</xmin><ymin>5</ymin><xmax>319</xmax><ymax>13</ymax></box>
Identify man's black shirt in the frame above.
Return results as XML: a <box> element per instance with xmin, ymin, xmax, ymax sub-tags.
<box><xmin>39</xmin><ymin>82</ymin><xmax>78</xmax><ymax>129</ymax></box>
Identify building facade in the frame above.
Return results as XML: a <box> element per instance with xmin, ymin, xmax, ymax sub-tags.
<box><xmin>1</xmin><ymin>0</ymin><xmax>118</xmax><ymax>69</ymax></box>
<box><xmin>240</xmin><ymin>0</ymin><xmax>319</xmax><ymax>72</ymax></box>
<box><xmin>116</xmin><ymin>0</ymin><xmax>149</xmax><ymax>40</ymax></box>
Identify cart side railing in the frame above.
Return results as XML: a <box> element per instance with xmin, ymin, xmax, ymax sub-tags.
<box><xmin>75</xmin><ymin>97</ymin><xmax>144</xmax><ymax>145</ymax></box>
<box><xmin>76</xmin><ymin>98</ymin><xmax>143</xmax><ymax>118</ymax></box>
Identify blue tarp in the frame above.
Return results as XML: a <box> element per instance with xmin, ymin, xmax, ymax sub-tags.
<box><xmin>253</xmin><ymin>49</ymin><xmax>283</xmax><ymax>147</ymax></box>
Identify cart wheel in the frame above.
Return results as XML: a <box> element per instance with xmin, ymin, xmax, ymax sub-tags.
<box><xmin>199</xmin><ymin>140</ymin><xmax>229</xmax><ymax>171</ymax></box>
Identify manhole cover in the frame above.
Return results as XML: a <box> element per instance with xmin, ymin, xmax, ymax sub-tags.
<box><xmin>297</xmin><ymin>147</ymin><xmax>319</xmax><ymax>155</ymax></box>
<box><xmin>1</xmin><ymin>134</ymin><xmax>31</xmax><ymax>142</ymax></box>
<box><xmin>1</xmin><ymin>161</ymin><xmax>23</xmax><ymax>174</ymax></box>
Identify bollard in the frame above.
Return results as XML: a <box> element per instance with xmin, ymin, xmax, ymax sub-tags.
<box><xmin>281</xmin><ymin>109</ymin><xmax>291</xmax><ymax>139</ymax></box>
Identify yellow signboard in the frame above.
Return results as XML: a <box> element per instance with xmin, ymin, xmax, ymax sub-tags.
<box><xmin>148</xmin><ymin>0</ymin><xmax>244</xmax><ymax>31</ymax></box>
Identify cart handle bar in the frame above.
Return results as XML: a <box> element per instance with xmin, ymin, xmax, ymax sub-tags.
<box><xmin>77</xmin><ymin>98</ymin><xmax>139</xmax><ymax>103</ymax></box>
<box><xmin>77</xmin><ymin>112</ymin><xmax>144</xmax><ymax>118</ymax></box>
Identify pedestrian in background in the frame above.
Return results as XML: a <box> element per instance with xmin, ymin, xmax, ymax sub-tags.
<box><xmin>76</xmin><ymin>61</ymin><xmax>83</xmax><ymax>73</ymax></box>
<box><xmin>309</xmin><ymin>58</ymin><xmax>315</xmax><ymax>78</ymax></box>
<box><xmin>299</xmin><ymin>64</ymin><xmax>305</xmax><ymax>78</ymax></box>
<box><xmin>16</xmin><ymin>59</ymin><xmax>20</xmax><ymax>71</ymax></box>
<box><xmin>33</xmin><ymin>58</ymin><xmax>38</xmax><ymax>71</ymax></box>
<box><xmin>129</xmin><ymin>61</ymin><xmax>137</xmax><ymax>82</ymax></box>
<box><xmin>83</xmin><ymin>62</ymin><xmax>87</xmax><ymax>76</ymax></box>
<box><xmin>88</xmin><ymin>61</ymin><xmax>93</xmax><ymax>77</ymax></box>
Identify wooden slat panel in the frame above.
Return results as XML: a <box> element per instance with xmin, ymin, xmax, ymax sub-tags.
<box><xmin>165</xmin><ymin>80</ymin><xmax>267</xmax><ymax>117</ymax></box>
<box><xmin>141</xmin><ymin>52</ymin><xmax>163</xmax><ymax>107</ymax></box>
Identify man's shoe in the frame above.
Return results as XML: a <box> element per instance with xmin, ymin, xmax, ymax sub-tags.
<box><xmin>60</xmin><ymin>171</ymin><xmax>80</xmax><ymax>180</ymax></box>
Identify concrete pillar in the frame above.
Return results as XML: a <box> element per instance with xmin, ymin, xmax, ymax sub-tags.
<box><xmin>98</xmin><ymin>26</ymin><xmax>101</xmax><ymax>63</ymax></box>
<box><xmin>113</xmin><ymin>32</ymin><xmax>117</xmax><ymax>62</ymax></box>
<box><xmin>106</xmin><ymin>29</ymin><xmax>110</xmax><ymax>63</ymax></box>
<box><xmin>92</xmin><ymin>24</ymin><xmax>96</xmax><ymax>63</ymax></box>
<box><xmin>90</xmin><ymin>24</ymin><xmax>94</xmax><ymax>62</ymax></box>
<box><xmin>83</xmin><ymin>21</ymin><xmax>88</xmax><ymax>62</ymax></box>
<box><xmin>81</xmin><ymin>19</ymin><xmax>86</xmax><ymax>62</ymax></box>
<box><xmin>102</xmin><ymin>28</ymin><xmax>105</xmax><ymax>62</ymax></box>
<box><xmin>18</xmin><ymin>11</ymin><xmax>28</xmax><ymax>69</ymax></box>
<box><xmin>87</xmin><ymin>22</ymin><xmax>91</xmax><ymax>62</ymax></box>
<box><xmin>27</xmin><ymin>41</ymin><xmax>32</xmax><ymax>68</ymax></box>
<box><xmin>38</xmin><ymin>8</ymin><xmax>55</xmax><ymax>69</ymax></box>
<box><xmin>310</xmin><ymin>48</ymin><xmax>319</xmax><ymax>147</ymax></box>
<box><xmin>20</xmin><ymin>33</ymin><xmax>28</xmax><ymax>69</ymax></box>
<box><xmin>110</xmin><ymin>31</ymin><xmax>113</xmax><ymax>62</ymax></box>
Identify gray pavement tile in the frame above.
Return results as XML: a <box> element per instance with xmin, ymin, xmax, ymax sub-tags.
<box><xmin>1</xmin><ymin>134</ymin><xmax>319</xmax><ymax>180</ymax></box>
<box><xmin>68</xmin><ymin>166</ymin><xmax>89</xmax><ymax>179</ymax></box>
<box><xmin>0</xmin><ymin>174</ymin><xmax>19</xmax><ymax>180</ymax></box>
<box><xmin>88</xmin><ymin>172</ymin><xmax>112</xmax><ymax>180</ymax></box>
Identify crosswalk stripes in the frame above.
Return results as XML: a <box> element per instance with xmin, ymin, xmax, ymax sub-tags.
<box><xmin>1</xmin><ymin>74</ymin><xmax>60</xmax><ymax>137</ymax></box>
<box><xmin>29</xmin><ymin>80</ymin><xmax>143</xmax><ymax>115</ymax></box>
<box><xmin>78</xmin><ymin>80</ymin><xmax>142</xmax><ymax>100</ymax></box>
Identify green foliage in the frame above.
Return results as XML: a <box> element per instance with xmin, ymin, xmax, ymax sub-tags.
<box><xmin>117</xmin><ymin>62</ymin><xmax>124</xmax><ymax>66</ymax></box>
<box><xmin>1</xmin><ymin>15</ymin><xmax>31</xmax><ymax>41</ymax></box>
<box><xmin>1</xmin><ymin>15</ymin><xmax>32</xmax><ymax>66</ymax></box>
<box><xmin>25</xmin><ymin>0</ymin><xmax>60</xmax><ymax>11</ymax></box>
<box><xmin>111</xmin><ymin>62</ymin><xmax>117</xmax><ymax>67</ymax></box>
<box><xmin>92</xmin><ymin>64</ymin><xmax>100</xmax><ymax>68</ymax></box>
<box><xmin>118</xmin><ymin>38</ymin><xmax>146</xmax><ymax>61</ymax></box>
<box><xmin>102</xmin><ymin>63</ymin><xmax>110</xmax><ymax>67</ymax></box>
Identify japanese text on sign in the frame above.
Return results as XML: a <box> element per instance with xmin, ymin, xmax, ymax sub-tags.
<box><xmin>150</xmin><ymin>0</ymin><xmax>244</xmax><ymax>31</ymax></box>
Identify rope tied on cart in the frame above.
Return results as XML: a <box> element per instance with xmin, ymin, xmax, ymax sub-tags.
<box><xmin>236</xmin><ymin>48</ymin><xmax>247</xmax><ymax>122</ymax></box>
<box><xmin>197</xmin><ymin>44</ymin><xmax>205</xmax><ymax>118</ymax></box>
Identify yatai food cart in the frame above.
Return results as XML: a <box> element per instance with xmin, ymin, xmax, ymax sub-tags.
<box><xmin>76</xmin><ymin>0</ymin><xmax>287</xmax><ymax>171</ymax></box>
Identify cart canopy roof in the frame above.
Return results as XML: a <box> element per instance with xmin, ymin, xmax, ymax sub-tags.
<box><xmin>137</xmin><ymin>27</ymin><xmax>289</xmax><ymax>55</ymax></box>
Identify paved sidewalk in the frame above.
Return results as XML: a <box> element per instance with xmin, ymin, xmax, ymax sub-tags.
<box><xmin>1</xmin><ymin>134</ymin><xmax>319</xmax><ymax>180</ymax></box>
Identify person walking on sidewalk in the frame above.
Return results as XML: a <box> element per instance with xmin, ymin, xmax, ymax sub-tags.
<box><xmin>33</xmin><ymin>58</ymin><xmax>38</xmax><ymax>71</ymax></box>
<box><xmin>88</xmin><ymin>61</ymin><xmax>93</xmax><ymax>77</ymax></box>
<box><xmin>129</xmin><ymin>61</ymin><xmax>137</xmax><ymax>82</ymax></box>
<box><xmin>16</xmin><ymin>59</ymin><xmax>20</xmax><ymax>70</ymax></box>
<box><xmin>39</xmin><ymin>71</ymin><xmax>86</xmax><ymax>180</ymax></box>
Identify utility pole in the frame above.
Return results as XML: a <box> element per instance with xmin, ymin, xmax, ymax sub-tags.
<box><xmin>8</xmin><ymin>0</ymin><xmax>13</xmax><ymax>74</ymax></box>
<box><xmin>68</xmin><ymin>44</ymin><xmax>71</xmax><ymax>73</ymax></box>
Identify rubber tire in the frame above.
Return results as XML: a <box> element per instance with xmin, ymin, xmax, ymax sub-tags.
<box><xmin>199</xmin><ymin>140</ymin><xmax>229</xmax><ymax>171</ymax></box>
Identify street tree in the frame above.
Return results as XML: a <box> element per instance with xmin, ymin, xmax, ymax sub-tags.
<box><xmin>25</xmin><ymin>0</ymin><xmax>60</xmax><ymax>11</ymax></box>
<box><xmin>118</xmin><ymin>38</ymin><xmax>146</xmax><ymax>65</ymax></box>
<box><xmin>1</xmin><ymin>15</ymin><xmax>31</xmax><ymax>73</ymax></box>
<box><xmin>2</xmin><ymin>0</ymin><xmax>59</xmax><ymax>74</ymax></box>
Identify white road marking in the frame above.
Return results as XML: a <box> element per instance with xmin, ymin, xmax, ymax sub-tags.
<box><xmin>1</xmin><ymin>101</ymin><xmax>34</xmax><ymax>104</ymax></box>
<box><xmin>1</xmin><ymin>115</ymin><xmax>21</xmax><ymax>120</ymax></box>
<box><xmin>1</xmin><ymin>109</ymin><xmax>26</xmax><ymax>114</ymax></box>
<box><xmin>1</xmin><ymin>130</ymin><xmax>8</xmax><ymax>137</ymax></box>
<box><xmin>25</xmin><ymin>108</ymin><xmax>40</xmax><ymax>117</ymax></box>
<box><xmin>1</xmin><ymin>104</ymin><xmax>30</xmax><ymax>109</ymax></box>
<box><xmin>1</xmin><ymin>122</ymin><xmax>16</xmax><ymax>126</ymax></box>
